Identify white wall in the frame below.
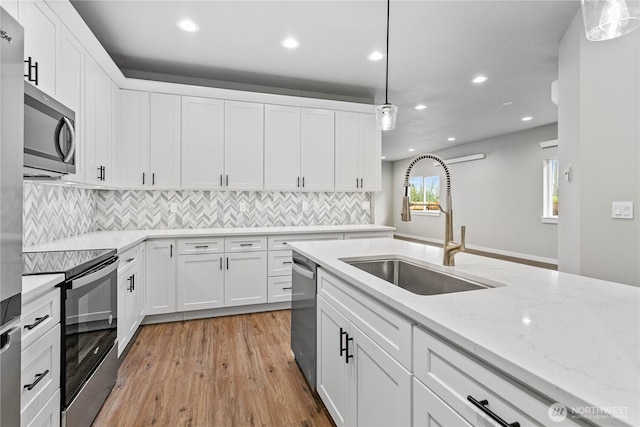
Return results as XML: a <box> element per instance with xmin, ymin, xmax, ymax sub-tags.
<box><xmin>374</xmin><ymin>161</ymin><xmax>394</xmax><ymax>226</ymax></box>
<box><xmin>558</xmin><ymin>12</ymin><xmax>640</xmax><ymax>286</ymax></box>
<box><xmin>391</xmin><ymin>124</ymin><xmax>559</xmax><ymax>263</ymax></box>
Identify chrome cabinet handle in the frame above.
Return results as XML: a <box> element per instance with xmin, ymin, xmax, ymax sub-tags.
<box><xmin>24</xmin><ymin>315</ymin><xmax>49</xmax><ymax>331</ymax></box>
<box><xmin>467</xmin><ymin>396</ymin><xmax>520</xmax><ymax>427</ymax></box>
<box><xmin>24</xmin><ymin>370</ymin><xmax>49</xmax><ymax>391</ymax></box>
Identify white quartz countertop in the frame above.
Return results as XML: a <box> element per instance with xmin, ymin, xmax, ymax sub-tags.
<box><xmin>22</xmin><ymin>273</ymin><xmax>65</xmax><ymax>303</ymax></box>
<box><xmin>23</xmin><ymin>225</ymin><xmax>394</xmax><ymax>253</ymax></box>
<box><xmin>288</xmin><ymin>238</ymin><xmax>640</xmax><ymax>427</ymax></box>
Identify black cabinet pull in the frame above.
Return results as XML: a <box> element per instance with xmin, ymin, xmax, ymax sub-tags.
<box><xmin>297</xmin><ymin>177</ymin><xmax>300</xmax><ymax>187</ymax></box>
<box><xmin>127</xmin><ymin>275</ymin><xmax>134</xmax><ymax>292</ymax></box>
<box><xmin>142</xmin><ymin>172</ymin><xmax>146</xmax><ymax>185</ymax></box>
<box><xmin>102</xmin><ymin>166</ymin><xmax>106</xmax><ymax>181</ymax></box>
<box><xmin>24</xmin><ymin>370</ymin><xmax>49</xmax><ymax>391</ymax></box>
<box><xmin>360</xmin><ymin>178</ymin><xmax>363</xmax><ymax>188</ymax></box>
<box><xmin>24</xmin><ymin>315</ymin><xmax>49</xmax><ymax>331</ymax></box>
<box><xmin>226</xmin><ymin>175</ymin><xmax>229</xmax><ymax>186</ymax></box>
<box><xmin>97</xmin><ymin>166</ymin><xmax>102</xmax><ymax>181</ymax></box>
<box><xmin>467</xmin><ymin>396</ymin><xmax>520</xmax><ymax>427</ymax></box>
<box><xmin>282</xmin><ymin>261</ymin><xmax>292</xmax><ymax>264</ymax></box>
<box><xmin>170</xmin><ymin>244</ymin><xmax>173</xmax><ymax>258</ymax></box>
<box><xmin>194</xmin><ymin>245</ymin><xmax>209</xmax><ymax>249</ymax></box>
<box><xmin>282</xmin><ymin>287</ymin><xmax>292</xmax><ymax>290</ymax></box>
<box><xmin>220</xmin><ymin>175</ymin><xmax>223</xmax><ymax>187</ymax></box>
<box><xmin>302</xmin><ymin>177</ymin><xmax>305</xmax><ymax>187</ymax></box>
<box><xmin>132</xmin><ymin>274</ymin><xmax>135</xmax><ymax>291</ymax></box>
<box><xmin>152</xmin><ymin>172</ymin><xmax>155</xmax><ymax>185</ymax></box>
<box><xmin>24</xmin><ymin>57</ymin><xmax>38</xmax><ymax>85</ymax></box>
<box><xmin>239</xmin><ymin>243</ymin><xmax>253</xmax><ymax>247</ymax></box>
<box><xmin>126</xmin><ymin>258</ymin><xmax>135</xmax><ymax>263</ymax></box>
<box><xmin>226</xmin><ymin>257</ymin><xmax>229</xmax><ymax>270</ymax></box>
<box><xmin>219</xmin><ymin>257</ymin><xmax>223</xmax><ymax>270</ymax></box>
<box><xmin>345</xmin><ymin>336</ymin><xmax>354</xmax><ymax>363</ymax></box>
<box><xmin>339</xmin><ymin>328</ymin><xmax>348</xmax><ymax>357</ymax></box>
<box><xmin>356</xmin><ymin>178</ymin><xmax>359</xmax><ymax>188</ymax></box>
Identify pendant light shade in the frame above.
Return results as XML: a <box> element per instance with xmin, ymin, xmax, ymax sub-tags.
<box><xmin>376</xmin><ymin>0</ymin><xmax>397</xmax><ymax>131</ymax></box>
<box><xmin>581</xmin><ymin>0</ymin><xmax>640</xmax><ymax>41</ymax></box>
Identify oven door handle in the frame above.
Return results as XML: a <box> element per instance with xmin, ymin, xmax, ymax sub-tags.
<box><xmin>69</xmin><ymin>258</ymin><xmax>118</xmax><ymax>290</ymax></box>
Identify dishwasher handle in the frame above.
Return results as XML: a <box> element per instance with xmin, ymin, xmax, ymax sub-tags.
<box><xmin>292</xmin><ymin>260</ymin><xmax>315</xmax><ymax>280</ymax></box>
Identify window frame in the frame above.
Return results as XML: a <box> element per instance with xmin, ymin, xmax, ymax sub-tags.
<box><xmin>408</xmin><ymin>175</ymin><xmax>441</xmax><ymax>217</ymax></box>
<box><xmin>542</xmin><ymin>157</ymin><xmax>558</xmax><ymax>224</ymax></box>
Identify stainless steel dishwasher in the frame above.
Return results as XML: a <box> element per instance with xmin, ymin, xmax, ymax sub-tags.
<box><xmin>290</xmin><ymin>251</ymin><xmax>318</xmax><ymax>389</ymax></box>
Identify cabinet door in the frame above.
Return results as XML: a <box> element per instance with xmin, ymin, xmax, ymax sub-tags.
<box><xmin>57</xmin><ymin>27</ymin><xmax>84</xmax><ymax>184</ymax></box>
<box><xmin>110</xmin><ymin>82</ymin><xmax>119</xmax><ymax>186</ymax></box>
<box><xmin>413</xmin><ymin>378</ymin><xmax>472</xmax><ymax>427</ymax></box>
<box><xmin>83</xmin><ymin>54</ymin><xmax>99</xmax><ymax>185</ymax></box>
<box><xmin>118</xmin><ymin>90</ymin><xmax>150</xmax><ymax>188</ymax></box>
<box><xmin>95</xmin><ymin>67</ymin><xmax>112</xmax><ymax>183</ymax></box>
<box><xmin>117</xmin><ymin>266</ymin><xmax>136</xmax><ymax>357</ymax></box>
<box><xmin>317</xmin><ymin>296</ymin><xmax>353</xmax><ymax>427</ymax></box>
<box><xmin>334</xmin><ymin>111</ymin><xmax>360</xmax><ymax>191</ymax></box>
<box><xmin>146</xmin><ymin>239</ymin><xmax>177</xmax><ymax>315</ymax></box>
<box><xmin>225</xmin><ymin>101</ymin><xmax>264</xmax><ymax>190</ymax></box>
<box><xmin>351</xmin><ymin>325</ymin><xmax>411</xmax><ymax>427</ymax></box>
<box><xmin>20</xmin><ymin>0</ymin><xmax>59</xmax><ymax>96</ymax></box>
<box><xmin>359</xmin><ymin>114</ymin><xmax>381</xmax><ymax>191</ymax></box>
<box><xmin>149</xmin><ymin>93</ymin><xmax>181</xmax><ymax>189</ymax></box>
<box><xmin>301</xmin><ymin>108</ymin><xmax>334</xmax><ymax>191</ymax></box>
<box><xmin>264</xmin><ymin>104</ymin><xmax>300</xmax><ymax>191</ymax></box>
<box><xmin>224</xmin><ymin>251</ymin><xmax>267</xmax><ymax>307</ymax></box>
<box><xmin>137</xmin><ymin>243</ymin><xmax>146</xmax><ymax>324</ymax></box>
<box><xmin>181</xmin><ymin>96</ymin><xmax>224</xmax><ymax>189</ymax></box>
<box><xmin>177</xmin><ymin>254</ymin><xmax>224</xmax><ymax>311</ymax></box>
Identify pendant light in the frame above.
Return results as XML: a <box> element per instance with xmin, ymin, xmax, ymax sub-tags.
<box><xmin>375</xmin><ymin>0</ymin><xmax>398</xmax><ymax>131</ymax></box>
<box><xmin>580</xmin><ymin>0</ymin><xmax>640</xmax><ymax>41</ymax></box>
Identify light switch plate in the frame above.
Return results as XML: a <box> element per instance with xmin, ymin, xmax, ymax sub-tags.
<box><xmin>612</xmin><ymin>202</ymin><xmax>633</xmax><ymax>219</ymax></box>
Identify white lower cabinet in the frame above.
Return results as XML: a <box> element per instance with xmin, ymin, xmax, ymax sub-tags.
<box><xmin>145</xmin><ymin>239</ymin><xmax>177</xmax><ymax>315</ymax></box>
<box><xmin>24</xmin><ymin>388</ymin><xmax>60</xmax><ymax>427</ymax></box>
<box><xmin>413</xmin><ymin>377</ymin><xmax>471</xmax><ymax>427</ymax></box>
<box><xmin>177</xmin><ymin>253</ymin><xmax>224</xmax><ymax>311</ymax></box>
<box><xmin>267</xmin><ymin>276</ymin><xmax>292</xmax><ymax>303</ymax></box>
<box><xmin>317</xmin><ymin>295</ymin><xmax>411</xmax><ymax>427</ymax></box>
<box><xmin>117</xmin><ymin>244</ymin><xmax>145</xmax><ymax>357</ymax></box>
<box><xmin>224</xmin><ymin>251</ymin><xmax>267</xmax><ymax>307</ymax></box>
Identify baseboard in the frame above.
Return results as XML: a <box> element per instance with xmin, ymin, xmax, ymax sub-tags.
<box><xmin>141</xmin><ymin>301</ymin><xmax>292</xmax><ymax>325</ymax></box>
<box><xmin>393</xmin><ymin>233</ymin><xmax>558</xmax><ymax>270</ymax></box>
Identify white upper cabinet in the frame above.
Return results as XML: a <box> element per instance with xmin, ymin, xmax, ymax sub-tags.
<box><xmin>117</xmin><ymin>90</ymin><xmax>150</xmax><ymax>189</ymax></box>
<box><xmin>84</xmin><ymin>55</ymin><xmax>112</xmax><ymax>186</ymax></box>
<box><xmin>20</xmin><ymin>0</ymin><xmax>59</xmax><ymax>96</ymax></box>
<box><xmin>1</xmin><ymin>0</ymin><xmax>18</xmax><ymax>20</ymax></box>
<box><xmin>57</xmin><ymin>26</ymin><xmax>84</xmax><ymax>183</ymax></box>
<box><xmin>225</xmin><ymin>101</ymin><xmax>264</xmax><ymax>190</ymax></box>
<box><xmin>149</xmin><ymin>93</ymin><xmax>181</xmax><ymax>189</ymax></box>
<box><xmin>181</xmin><ymin>96</ymin><xmax>225</xmax><ymax>189</ymax></box>
<box><xmin>301</xmin><ymin>108</ymin><xmax>334</xmax><ymax>191</ymax></box>
<box><xmin>264</xmin><ymin>106</ymin><xmax>335</xmax><ymax>192</ymax></box>
<box><xmin>335</xmin><ymin>112</ymin><xmax>381</xmax><ymax>192</ymax></box>
<box><xmin>264</xmin><ymin>105</ymin><xmax>301</xmax><ymax>191</ymax></box>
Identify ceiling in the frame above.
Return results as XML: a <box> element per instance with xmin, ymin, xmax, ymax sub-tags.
<box><xmin>71</xmin><ymin>0</ymin><xmax>579</xmax><ymax>161</ymax></box>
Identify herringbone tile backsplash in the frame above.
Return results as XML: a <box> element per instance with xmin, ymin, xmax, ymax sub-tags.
<box><xmin>95</xmin><ymin>190</ymin><xmax>371</xmax><ymax>230</ymax></box>
<box><xmin>23</xmin><ymin>183</ymin><xmax>372</xmax><ymax>245</ymax></box>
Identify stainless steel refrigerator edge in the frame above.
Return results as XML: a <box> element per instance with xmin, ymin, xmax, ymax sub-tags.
<box><xmin>290</xmin><ymin>252</ymin><xmax>318</xmax><ymax>389</ymax></box>
<box><xmin>0</xmin><ymin>7</ymin><xmax>24</xmax><ymax>427</ymax></box>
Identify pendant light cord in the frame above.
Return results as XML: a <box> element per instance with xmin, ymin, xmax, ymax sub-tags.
<box><xmin>385</xmin><ymin>0</ymin><xmax>390</xmax><ymax>105</ymax></box>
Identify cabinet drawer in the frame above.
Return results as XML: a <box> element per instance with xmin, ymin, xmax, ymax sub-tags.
<box><xmin>267</xmin><ymin>276</ymin><xmax>292</xmax><ymax>303</ymax></box>
<box><xmin>317</xmin><ymin>269</ymin><xmax>412</xmax><ymax>370</ymax></box>
<box><xmin>268</xmin><ymin>233</ymin><xmax>342</xmax><ymax>250</ymax></box>
<box><xmin>225</xmin><ymin>236</ymin><xmax>267</xmax><ymax>252</ymax></box>
<box><xmin>23</xmin><ymin>388</ymin><xmax>60</xmax><ymax>427</ymax></box>
<box><xmin>119</xmin><ymin>246</ymin><xmax>138</xmax><ymax>269</ymax></box>
<box><xmin>21</xmin><ymin>324</ymin><xmax>60</xmax><ymax>421</ymax></box>
<box><xmin>178</xmin><ymin>238</ymin><xmax>224</xmax><ymax>255</ymax></box>
<box><xmin>413</xmin><ymin>327</ymin><xmax>581</xmax><ymax>427</ymax></box>
<box><xmin>413</xmin><ymin>377</ymin><xmax>472</xmax><ymax>427</ymax></box>
<box><xmin>268</xmin><ymin>250</ymin><xmax>293</xmax><ymax>276</ymax></box>
<box><xmin>21</xmin><ymin>288</ymin><xmax>61</xmax><ymax>350</ymax></box>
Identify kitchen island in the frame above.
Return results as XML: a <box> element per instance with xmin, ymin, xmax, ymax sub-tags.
<box><xmin>289</xmin><ymin>238</ymin><xmax>639</xmax><ymax>427</ymax></box>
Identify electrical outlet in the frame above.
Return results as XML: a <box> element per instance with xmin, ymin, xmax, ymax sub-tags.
<box><xmin>362</xmin><ymin>201</ymin><xmax>371</xmax><ymax>211</ymax></box>
<box><xmin>302</xmin><ymin>202</ymin><xmax>309</xmax><ymax>211</ymax></box>
<box><xmin>170</xmin><ymin>203</ymin><xmax>177</xmax><ymax>213</ymax></box>
<box><xmin>239</xmin><ymin>202</ymin><xmax>247</xmax><ymax>212</ymax></box>
<box><xmin>612</xmin><ymin>202</ymin><xmax>633</xmax><ymax>219</ymax></box>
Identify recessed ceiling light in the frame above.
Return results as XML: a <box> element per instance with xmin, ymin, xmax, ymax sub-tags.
<box><xmin>408</xmin><ymin>148</ymin><xmax>415</xmax><ymax>152</ymax></box>
<box><xmin>522</xmin><ymin>116</ymin><xmax>533</xmax><ymax>121</ymax></box>
<box><xmin>176</xmin><ymin>19</ymin><xmax>199</xmax><ymax>33</ymax></box>
<box><xmin>368</xmin><ymin>51</ymin><xmax>384</xmax><ymax>61</ymax></box>
<box><xmin>381</xmin><ymin>156</ymin><xmax>386</xmax><ymax>159</ymax></box>
<box><xmin>472</xmin><ymin>75</ymin><xmax>488</xmax><ymax>84</ymax></box>
<box><xmin>501</xmin><ymin>101</ymin><xmax>513</xmax><ymax>106</ymax></box>
<box><xmin>414</xmin><ymin>104</ymin><xmax>427</xmax><ymax>110</ymax></box>
<box><xmin>282</xmin><ymin>37</ymin><xmax>300</xmax><ymax>49</ymax></box>
<box><xmin>447</xmin><ymin>137</ymin><xmax>456</xmax><ymax>141</ymax></box>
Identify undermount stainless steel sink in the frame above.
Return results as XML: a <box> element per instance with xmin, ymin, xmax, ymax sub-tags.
<box><xmin>343</xmin><ymin>258</ymin><xmax>492</xmax><ymax>296</ymax></box>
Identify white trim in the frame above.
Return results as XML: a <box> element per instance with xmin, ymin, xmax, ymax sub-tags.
<box><xmin>541</xmin><ymin>216</ymin><xmax>558</xmax><ymax>224</ymax></box>
<box><xmin>393</xmin><ymin>232</ymin><xmax>558</xmax><ymax>265</ymax></box>
<box><xmin>433</xmin><ymin>153</ymin><xmax>485</xmax><ymax>167</ymax></box>
<box><xmin>539</xmin><ymin>139</ymin><xmax>558</xmax><ymax>149</ymax></box>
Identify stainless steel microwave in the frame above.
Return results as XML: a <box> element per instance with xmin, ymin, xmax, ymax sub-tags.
<box><xmin>24</xmin><ymin>83</ymin><xmax>76</xmax><ymax>177</ymax></box>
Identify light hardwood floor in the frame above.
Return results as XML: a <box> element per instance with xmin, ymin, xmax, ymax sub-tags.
<box><xmin>94</xmin><ymin>310</ymin><xmax>333</xmax><ymax>427</ymax></box>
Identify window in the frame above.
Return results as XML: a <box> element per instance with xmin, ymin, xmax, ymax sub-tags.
<box><xmin>409</xmin><ymin>175</ymin><xmax>440</xmax><ymax>213</ymax></box>
<box><xmin>543</xmin><ymin>158</ymin><xmax>558</xmax><ymax>222</ymax></box>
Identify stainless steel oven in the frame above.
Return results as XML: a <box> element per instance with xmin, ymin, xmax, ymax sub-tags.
<box><xmin>24</xmin><ymin>82</ymin><xmax>76</xmax><ymax>177</ymax></box>
<box><xmin>23</xmin><ymin>249</ymin><xmax>118</xmax><ymax>427</ymax></box>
